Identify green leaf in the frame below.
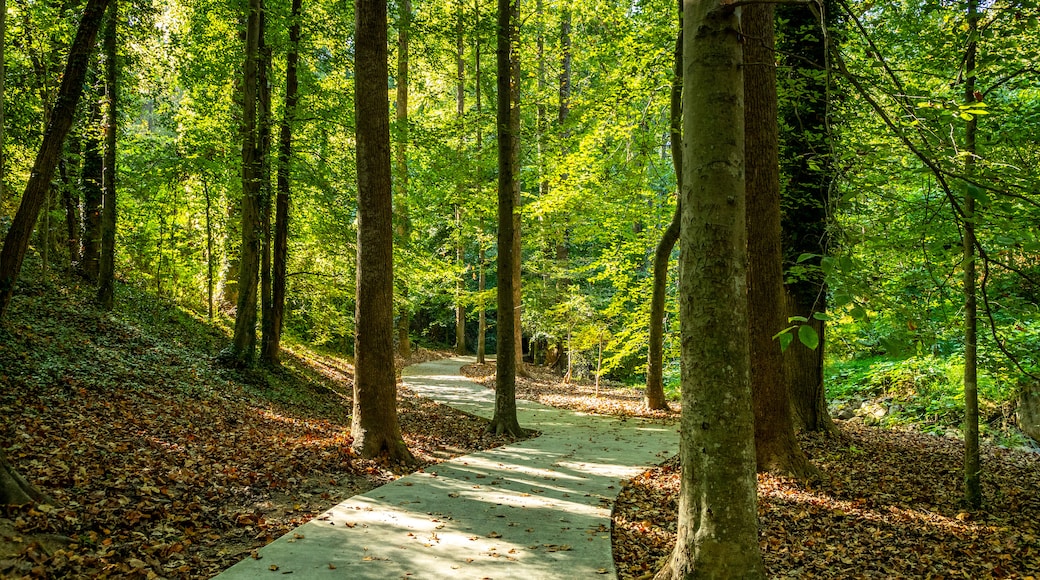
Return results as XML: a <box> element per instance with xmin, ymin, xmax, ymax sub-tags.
<box><xmin>849</xmin><ymin>305</ymin><xmax>868</xmax><ymax>320</ymax></box>
<box><xmin>778</xmin><ymin>332</ymin><xmax>794</xmax><ymax>352</ymax></box>
<box><xmin>812</xmin><ymin>311</ymin><xmax>832</xmax><ymax>321</ymax></box>
<box><xmin>795</xmin><ymin>253</ymin><xmax>817</xmax><ymax>264</ymax></box>
<box><xmin>798</xmin><ymin>325</ymin><xmax>820</xmax><ymax>350</ymax></box>
<box><xmin>788</xmin><ymin>315</ymin><xmax>809</xmax><ymax>323</ymax></box>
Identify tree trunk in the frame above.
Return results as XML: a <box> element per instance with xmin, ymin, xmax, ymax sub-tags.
<box><xmin>394</xmin><ymin>0</ymin><xmax>413</xmax><ymax>359</ymax></box>
<box><xmin>352</xmin><ymin>0</ymin><xmax>413</xmax><ymax>463</ymax></box>
<box><xmin>744</xmin><ymin>2</ymin><xmax>816</xmax><ymax>480</ymax></box>
<box><xmin>258</xmin><ymin>2</ymin><xmax>275</xmax><ymax>364</ymax></box>
<box><xmin>0</xmin><ymin>450</ymin><xmax>51</xmax><ymax>506</ymax></box>
<box><xmin>962</xmin><ymin>0</ymin><xmax>981</xmax><ymax>509</ymax></box>
<box><xmin>474</xmin><ymin>0</ymin><xmax>486</xmax><ymax>366</ymax></box>
<box><xmin>454</xmin><ymin>8</ymin><xmax>467</xmax><ymax>356</ymax></box>
<box><xmin>228</xmin><ymin>0</ymin><xmax>262</xmax><ymax>365</ymax></box>
<box><xmin>489</xmin><ymin>0</ymin><xmax>524</xmax><ymax>437</ymax></box>
<box><xmin>204</xmin><ymin>179</ymin><xmax>215</xmax><ymax>319</ymax></box>
<box><xmin>0</xmin><ymin>0</ymin><xmax>112</xmax><ymax>320</ymax></box>
<box><xmin>264</xmin><ymin>0</ymin><xmax>301</xmax><ymax>364</ymax></box>
<box><xmin>81</xmin><ymin>89</ymin><xmax>103</xmax><ymax>282</ymax></box>
<box><xmin>60</xmin><ymin>150</ymin><xmax>81</xmax><ymax>270</ymax></box>
<box><xmin>97</xmin><ymin>0</ymin><xmax>118</xmax><ymax>311</ymax></box>
<box><xmin>778</xmin><ymin>1</ymin><xmax>835</xmax><ymax>433</ymax></box>
<box><xmin>646</xmin><ymin>9</ymin><xmax>682</xmax><ymax>412</ymax></box>
<box><xmin>655</xmin><ymin>1</ymin><xmax>764</xmax><ymax>577</ymax></box>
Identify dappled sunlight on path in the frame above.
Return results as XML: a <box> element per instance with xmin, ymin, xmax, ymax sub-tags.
<box><xmin>216</xmin><ymin>357</ymin><xmax>678</xmax><ymax>579</ymax></box>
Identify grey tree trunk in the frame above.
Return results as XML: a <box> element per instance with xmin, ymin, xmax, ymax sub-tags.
<box><xmin>655</xmin><ymin>1</ymin><xmax>764</xmax><ymax>577</ymax></box>
<box><xmin>352</xmin><ymin>0</ymin><xmax>414</xmax><ymax>462</ymax></box>
<box><xmin>962</xmin><ymin>0</ymin><xmax>981</xmax><ymax>509</ymax></box>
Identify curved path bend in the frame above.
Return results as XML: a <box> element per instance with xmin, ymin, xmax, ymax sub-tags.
<box><xmin>217</xmin><ymin>357</ymin><xmax>678</xmax><ymax>579</ymax></box>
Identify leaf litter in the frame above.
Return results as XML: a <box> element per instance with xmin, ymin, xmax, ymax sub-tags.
<box><xmin>0</xmin><ymin>281</ymin><xmax>521</xmax><ymax>578</ymax></box>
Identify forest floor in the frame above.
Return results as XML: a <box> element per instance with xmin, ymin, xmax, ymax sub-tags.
<box><xmin>0</xmin><ymin>278</ymin><xmax>523</xmax><ymax>578</ymax></box>
<box><xmin>461</xmin><ymin>363</ymin><xmax>1040</xmax><ymax>579</ymax></box>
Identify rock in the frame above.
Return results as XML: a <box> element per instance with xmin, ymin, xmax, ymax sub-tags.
<box><xmin>1017</xmin><ymin>381</ymin><xmax>1040</xmax><ymax>443</ymax></box>
<box><xmin>836</xmin><ymin>407</ymin><xmax>857</xmax><ymax>420</ymax></box>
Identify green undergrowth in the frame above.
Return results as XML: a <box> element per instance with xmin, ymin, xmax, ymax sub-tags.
<box><xmin>826</xmin><ymin>355</ymin><xmax>1030</xmax><ymax>447</ymax></box>
<box><xmin>1</xmin><ymin>268</ymin><xmax>351</xmax><ymax>422</ymax></box>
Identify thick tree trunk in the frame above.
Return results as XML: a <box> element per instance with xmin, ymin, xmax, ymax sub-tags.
<box><xmin>489</xmin><ymin>0</ymin><xmax>524</xmax><ymax>436</ymax></box>
<box><xmin>744</xmin><ymin>3</ymin><xmax>816</xmax><ymax>480</ymax></box>
<box><xmin>646</xmin><ymin>12</ymin><xmax>682</xmax><ymax>412</ymax></box>
<box><xmin>97</xmin><ymin>0</ymin><xmax>118</xmax><ymax>310</ymax></box>
<box><xmin>264</xmin><ymin>0</ymin><xmax>301</xmax><ymax>364</ymax></box>
<box><xmin>352</xmin><ymin>0</ymin><xmax>413</xmax><ymax>462</ymax></box>
<box><xmin>0</xmin><ymin>0</ymin><xmax>112</xmax><ymax>319</ymax></box>
<box><xmin>962</xmin><ymin>0</ymin><xmax>981</xmax><ymax>509</ymax></box>
<box><xmin>228</xmin><ymin>0</ymin><xmax>262</xmax><ymax>365</ymax></box>
<box><xmin>656</xmin><ymin>1</ymin><xmax>764</xmax><ymax>577</ymax></box>
<box><xmin>394</xmin><ymin>0</ymin><xmax>413</xmax><ymax>359</ymax></box>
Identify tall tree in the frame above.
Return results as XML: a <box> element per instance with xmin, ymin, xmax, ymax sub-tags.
<box><xmin>97</xmin><ymin>0</ymin><xmax>118</xmax><ymax>310</ymax></box>
<box><xmin>744</xmin><ymin>2</ymin><xmax>815</xmax><ymax>479</ymax></box>
<box><xmin>81</xmin><ymin>87</ymin><xmax>103</xmax><ymax>281</ymax></box>
<box><xmin>778</xmin><ymin>1</ymin><xmax>836</xmax><ymax>433</ymax></box>
<box><xmin>395</xmin><ymin>0</ymin><xmax>413</xmax><ymax>358</ymax></box>
<box><xmin>489</xmin><ymin>0</ymin><xmax>524</xmax><ymax>436</ymax></box>
<box><xmin>655</xmin><ymin>0</ymin><xmax>764</xmax><ymax>577</ymax></box>
<box><xmin>474</xmin><ymin>0</ymin><xmax>487</xmax><ymax>365</ymax></box>
<box><xmin>227</xmin><ymin>0</ymin><xmax>263</xmax><ymax>365</ymax></box>
<box><xmin>258</xmin><ymin>0</ymin><xmax>276</xmax><ymax>364</ymax></box>
<box><xmin>646</xmin><ymin>3</ymin><xmax>682</xmax><ymax>412</ymax></box>
<box><xmin>352</xmin><ymin>0</ymin><xmax>414</xmax><ymax>461</ymax></box>
<box><xmin>0</xmin><ymin>0</ymin><xmax>113</xmax><ymax>319</ymax></box>
<box><xmin>454</xmin><ymin>1</ymin><xmax>467</xmax><ymax>356</ymax></box>
<box><xmin>961</xmin><ymin>0</ymin><xmax>981</xmax><ymax>509</ymax></box>
<box><xmin>263</xmin><ymin>0</ymin><xmax>303</xmax><ymax>364</ymax></box>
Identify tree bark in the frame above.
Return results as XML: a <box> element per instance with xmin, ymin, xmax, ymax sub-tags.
<box><xmin>656</xmin><ymin>1</ymin><xmax>764</xmax><ymax>577</ymax></box>
<box><xmin>60</xmin><ymin>149</ymin><xmax>81</xmax><ymax>270</ymax></box>
<box><xmin>258</xmin><ymin>1</ymin><xmax>275</xmax><ymax>364</ymax></box>
<box><xmin>474</xmin><ymin>0</ymin><xmax>486</xmax><ymax>365</ymax></box>
<box><xmin>97</xmin><ymin>0</ymin><xmax>118</xmax><ymax>310</ymax></box>
<box><xmin>204</xmin><ymin>179</ymin><xmax>215</xmax><ymax>319</ymax></box>
<box><xmin>454</xmin><ymin>9</ymin><xmax>467</xmax><ymax>356</ymax></box>
<box><xmin>646</xmin><ymin>9</ymin><xmax>682</xmax><ymax>412</ymax></box>
<box><xmin>0</xmin><ymin>0</ymin><xmax>112</xmax><ymax>319</ymax></box>
<box><xmin>0</xmin><ymin>450</ymin><xmax>51</xmax><ymax>506</ymax></box>
<box><xmin>778</xmin><ymin>1</ymin><xmax>836</xmax><ymax>434</ymax></box>
<box><xmin>264</xmin><ymin>0</ymin><xmax>301</xmax><ymax>364</ymax></box>
<box><xmin>228</xmin><ymin>0</ymin><xmax>262</xmax><ymax>365</ymax></box>
<box><xmin>962</xmin><ymin>0</ymin><xmax>981</xmax><ymax>509</ymax></box>
<box><xmin>352</xmin><ymin>0</ymin><xmax>414</xmax><ymax>462</ymax></box>
<box><xmin>81</xmin><ymin>87</ymin><xmax>103</xmax><ymax>282</ymax></box>
<box><xmin>744</xmin><ymin>2</ymin><xmax>816</xmax><ymax>481</ymax></box>
<box><xmin>489</xmin><ymin>0</ymin><xmax>524</xmax><ymax>437</ymax></box>
<box><xmin>394</xmin><ymin>0</ymin><xmax>413</xmax><ymax>359</ymax></box>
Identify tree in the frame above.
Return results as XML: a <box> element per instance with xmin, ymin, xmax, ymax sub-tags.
<box><xmin>227</xmin><ymin>0</ymin><xmax>262</xmax><ymax>365</ymax></box>
<box><xmin>489</xmin><ymin>0</ymin><xmax>524</xmax><ymax>437</ymax></box>
<box><xmin>778</xmin><ymin>1</ymin><xmax>837</xmax><ymax>434</ymax></box>
<box><xmin>395</xmin><ymin>0</ymin><xmax>413</xmax><ymax>359</ymax></box>
<box><xmin>961</xmin><ymin>0</ymin><xmax>981</xmax><ymax>509</ymax></box>
<box><xmin>0</xmin><ymin>0</ymin><xmax>113</xmax><ymax>320</ymax></box>
<box><xmin>646</xmin><ymin>3</ymin><xmax>682</xmax><ymax>412</ymax></box>
<box><xmin>352</xmin><ymin>0</ymin><xmax>413</xmax><ymax>462</ymax></box>
<box><xmin>97</xmin><ymin>0</ymin><xmax>118</xmax><ymax>310</ymax></box>
<box><xmin>81</xmin><ymin>84</ymin><xmax>104</xmax><ymax>281</ymax></box>
<box><xmin>744</xmin><ymin>2</ymin><xmax>816</xmax><ymax>479</ymax></box>
<box><xmin>262</xmin><ymin>0</ymin><xmax>303</xmax><ymax>364</ymax></box>
<box><xmin>655</xmin><ymin>0</ymin><xmax>764</xmax><ymax>577</ymax></box>
<box><xmin>454</xmin><ymin>2</ymin><xmax>467</xmax><ymax>356</ymax></box>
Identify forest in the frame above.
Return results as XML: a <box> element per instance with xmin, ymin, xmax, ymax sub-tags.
<box><xmin>0</xmin><ymin>0</ymin><xmax>1039</xmax><ymax>577</ymax></box>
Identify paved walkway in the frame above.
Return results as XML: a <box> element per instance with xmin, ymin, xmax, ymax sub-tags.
<box><xmin>216</xmin><ymin>357</ymin><xmax>678</xmax><ymax>579</ymax></box>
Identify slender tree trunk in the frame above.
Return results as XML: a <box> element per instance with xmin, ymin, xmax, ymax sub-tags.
<box><xmin>0</xmin><ymin>0</ymin><xmax>6</xmax><ymax>205</ymax></box>
<box><xmin>81</xmin><ymin>89</ymin><xmax>103</xmax><ymax>281</ymax></box>
<box><xmin>646</xmin><ymin>9</ymin><xmax>682</xmax><ymax>411</ymax></box>
<box><xmin>489</xmin><ymin>0</ymin><xmax>524</xmax><ymax>436</ymax></box>
<box><xmin>352</xmin><ymin>0</ymin><xmax>413</xmax><ymax>462</ymax></box>
<box><xmin>204</xmin><ymin>179</ymin><xmax>214</xmax><ymax>319</ymax></box>
<box><xmin>962</xmin><ymin>0</ymin><xmax>981</xmax><ymax>509</ymax></box>
<box><xmin>97</xmin><ymin>0</ymin><xmax>118</xmax><ymax>310</ymax></box>
<box><xmin>0</xmin><ymin>0</ymin><xmax>112</xmax><ymax>319</ymax></box>
<box><xmin>228</xmin><ymin>0</ymin><xmax>262</xmax><ymax>365</ymax></box>
<box><xmin>744</xmin><ymin>3</ymin><xmax>815</xmax><ymax>480</ymax></box>
<box><xmin>258</xmin><ymin>2</ymin><xmax>276</xmax><ymax>364</ymax></box>
<box><xmin>474</xmin><ymin>0</ymin><xmax>487</xmax><ymax>365</ymax></box>
<box><xmin>455</xmin><ymin>8</ymin><xmax>467</xmax><ymax>356</ymax></box>
<box><xmin>60</xmin><ymin>150</ymin><xmax>81</xmax><ymax>270</ymax></box>
<box><xmin>265</xmin><ymin>0</ymin><xmax>301</xmax><ymax>363</ymax></box>
<box><xmin>394</xmin><ymin>0</ymin><xmax>413</xmax><ymax>359</ymax></box>
<box><xmin>656</xmin><ymin>1</ymin><xmax>764</xmax><ymax>577</ymax></box>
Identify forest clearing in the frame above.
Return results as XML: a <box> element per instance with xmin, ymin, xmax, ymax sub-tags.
<box><xmin>1</xmin><ymin>0</ymin><xmax>1039</xmax><ymax>576</ymax></box>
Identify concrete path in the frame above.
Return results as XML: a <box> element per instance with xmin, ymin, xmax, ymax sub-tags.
<box><xmin>216</xmin><ymin>357</ymin><xmax>678</xmax><ymax>579</ymax></box>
